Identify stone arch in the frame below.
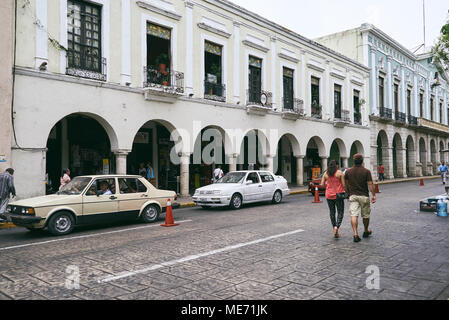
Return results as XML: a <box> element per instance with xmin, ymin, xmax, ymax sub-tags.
<box><xmin>419</xmin><ymin>137</ymin><xmax>427</xmax><ymax>175</ymax></box>
<box><xmin>406</xmin><ymin>136</ymin><xmax>416</xmax><ymax>177</ymax></box>
<box><xmin>329</xmin><ymin>138</ymin><xmax>348</xmax><ymax>168</ymax></box>
<box><xmin>392</xmin><ymin>133</ymin><xmax>404</xmax><ymax>178</ymax></box>
<box><xmin>349</xmin><ymin>140</ymin><xmax>365</xmax><ymax>167</ymax></box>
<box><xmin>237</xmin><ymin>129</ymin><xmax>271</xmax><ymax>171</ymax></box>
<box><xmin>275</xmin><ymin>134</ymin><xmax>301</xmax><ymax>185</ymax></box>
<box><xmin>377</xmin><ymin>130</ymin><xmax>390</xmax><ymax>178</ymax></box>
<box><xmin>431</xmin><ymin>139</ymin><xmax>437</xmax><ymax>174</ymax></box>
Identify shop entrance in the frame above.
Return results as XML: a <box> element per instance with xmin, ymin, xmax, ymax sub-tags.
<box><xmin>46</xmin><ymin>114</ymin><xmax>114</xmax><ymax>193</ymax></box>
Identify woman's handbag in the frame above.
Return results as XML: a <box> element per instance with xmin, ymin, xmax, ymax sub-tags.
<box><xmin>336</xmin><ymin>192</ymin><xmax>348</xmax><ymax>200</ymax></box>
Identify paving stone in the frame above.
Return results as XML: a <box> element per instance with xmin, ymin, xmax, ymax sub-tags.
<box><xmin>117</xmin><ymin>287</ymin><xmax>175</xmax><ymax>300</ymax></box>
<box><xmin>182</xmin><ymin>278</ymin><xmax>234</xmax><ymax>295</ymax></box>
<box><xmin>271</xmin><ymin>283</ymin><xmax>325</xmax><ymax>300</ymax></box>
<box><xmin>136</xmin><ymin>272</ymin><xmax>193</xmax><ymax>291</ymax></box>
<box><xmin>408</xmin><ymin>280</ymin><xmax>448</xmax><ymax>298</ymax></box>
<box><xmin>279</xmin><ymin>271</ymin><xmax>330</xmax><ymax>286</ymax></box>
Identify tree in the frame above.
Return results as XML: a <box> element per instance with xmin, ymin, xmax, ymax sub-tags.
<box><xmin>432</xmin><ymin>19</ymin><xmax>449</xmax><ymax>75</ymax></box>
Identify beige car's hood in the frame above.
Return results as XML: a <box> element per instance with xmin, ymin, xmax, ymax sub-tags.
<box><xmin>8</xmin><ymin>195</ymin><xmax>81</xmax><ymax>208</ymax></box>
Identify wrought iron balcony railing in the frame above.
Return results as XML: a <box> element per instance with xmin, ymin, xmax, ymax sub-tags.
<box><xmin>66</xmin><ymin>49</ymin><xmax>107</xmax><ymax>81</ymax></box>
<box><xmin>282</xmin><ymin>98</ymin><xmax>305</xmax><ymax>115</ymax></box>
<box><xmin>379</xmin><ymin>107</ymin><xmax>393</xmax><ymax>119</ymax></box>
<box><xmin>334</xmin><ymin>109</ymin><xmax>350</xmax><ymax>122</ymax></box>
<box><xmin>408</xmin><ymin>115</ymin><xmax>418</xmax><ymax>125</ymax></box>
<box><xmin>311</xmin><ymin>104</ymin><xmax>322</xmax><ymax>119</ymax></box>
<box><xmin>247</xmin><ymin>89</ymin><xmax>273</xmax><ymax>108</ymax></box>
<box><xmin>143</xmin><ymin>66</ymin><xmax>184</xmax><ymax>94</ymax></box>
<box><xmin>354</xmin><ymin>112</ymin><xmax>362</xmax><ymax>125</ymax></box>
<box><xmin>395</xmin><ymin>111</ymin><xmax>406</xmax><ymax>123</ymax></box>
<box><xmin>204</xmin><ymin>81</ymin><xmax>226</xmax><ymax>102</ymax></box>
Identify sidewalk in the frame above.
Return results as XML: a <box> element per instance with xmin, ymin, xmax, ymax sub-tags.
<box><xmin>0</xmin><ymin>175</ymin><xmax>441</xmax><ymax>230</ymax></box>
<box><xmin>176</xmin><ymin>175</ymin><xmax>441</xmax><ymax>208</ymax></box>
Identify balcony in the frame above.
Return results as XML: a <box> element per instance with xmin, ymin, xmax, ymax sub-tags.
<box><xmin>395</xmin><ymin>111</ymin><xmax>406</xmax><ymax>124</ymax></box>
<box><xmin>379</xmin><ymin>107</ymin><xmax>393</xmax><ymax>121</ymax></box>
<box><xmin>143</xmin><ymin>66</ymin><xmax>184</xmax><ymax>103</ymax></box>
<box><xmin>281</xmin><ymin>98</ymin><xmax>305</xmax><ymax>121</ymax></box>
<box><xmin>334</xmin><ymin>109</ymin><xmax>351</xmax><ymax>128</ymax></box>
<box><xmin>311</xmin><ymin>104</ymin><xmax>322</xmax><ymax>119</ymax></box>
<box><xmin>417</xmin><ymin>118</ymin><xmax>449</xmax><ymax>135</ymax></box>
<box><xmin>354</xmin><ymin>113</ymin><xmax>362</xmax><ymax>125</ymax></box>
<box><xmin>408</xmin><ymin>115</ymin><xmax>418</xmax><ymax>126</ymax></box>
<box><xmin>66</xmin><ymin>49</ymin><xmax>107</xmax><ymax>82</ymax></box>
<box><xmin>204</xmin><ymin>81</ymin><xmax>226</xmax><ymax>103</ymax></box>
<box><xmin>246</xmin><ymin>89</ymin><xmax>273</xmax><ymax>116</ymax></box>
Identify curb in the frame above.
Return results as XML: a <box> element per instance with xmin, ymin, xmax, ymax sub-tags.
<box><xmin>0</xmin><ymin>222</ymin><xmax>16</xmax><ymax>229</ymax></box>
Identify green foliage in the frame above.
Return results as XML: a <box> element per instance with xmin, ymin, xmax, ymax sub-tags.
<box><xmin>432</xmin><ymin>19</ymin><xmax>449</xmax><ymax>74</ymax></box>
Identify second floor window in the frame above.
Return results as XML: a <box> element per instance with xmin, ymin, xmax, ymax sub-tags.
<box><xmin>430</xmin><ymin>97</ymin><xmax>434</xmax><ymax>121</ymax></box>
<box><xmin>146</xmin><ymin>23</ymin><xmax>172</xmax><ymax>86</ymax></box>
<box><xmin>311</xmin><ymin>76</ymin><xmax>320</xmax><ymax>117</ymax></box>
<box><xmin>407</xmin><ymin>89</ymin><xmax>411</xmax><ymax>117</ymax></box>
<box><xmin>334</xmin><ymin>84</ymin><xmax>342</xmax><ymax>119</ymax></box>
<box><xmin>67</xmin><ymin>1</ymin><xmax>102</xmax><ymax>74</ymax></box>
<box><xmin>393</xmin><ymin>84</ymin><xmax>399</xmax><ymax>114</ymax></box>
<box><xmin>378</xmin><ymin>77</ymin><xmax>385</xmax><ymax>110</ymax></box>
<box><xmin>354</xmin><ymin>90</ymin><xmax>361</xmax><ymax>124</ymax></box>
<box><xmin>420</xmin><ymin>92</ymin><xmax>424</xmax><ymax>118</ymax></box>
<box><xmin>204</xmin><ymin>41</ymin><xmax>224</xmax><ymax>101</ymax></box>
<box><xmin>248</xmin><ymin>56</ymin><xmax>262</xmax><ymax>104</ymax></box>
<box><xmin>283</xmin><ymin>68</ymin><xmax>294</xmax><ymax>110</ymax></box>
<box><xmin>440</xmin><ymin>102</ymin><xmax>443</xmax><ymax>124</ymax></box>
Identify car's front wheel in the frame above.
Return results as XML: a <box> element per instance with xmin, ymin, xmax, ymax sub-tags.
<box><xmin>229</xmin><ymin>194</ymin><xmax>243</xmax><ymax>210</ymax></box>
<box><xmin>47</xmin><ymin>211</ymin><xmax>75</xmax><ymax>236</ymax></box>
<box><xmin>141</xmin><ymin>204</ymin><xmax>160</xmax><ymax>223</ymax></box>
<box><xmin>272</xmin><ymin>190</ymin><xmax>283</xmax><ymax>204</ymax></box>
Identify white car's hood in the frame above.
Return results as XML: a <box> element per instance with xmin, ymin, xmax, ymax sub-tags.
<box><xmin>196</xmin><ymin>183</ymin><xmax>242</xmax><ymax>192</ymax></box>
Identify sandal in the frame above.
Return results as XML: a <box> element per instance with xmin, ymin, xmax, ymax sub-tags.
<box><xmin>363</xmin><ymin>230</ymin><xmax>372</xmax><ymax>238</ymax></box>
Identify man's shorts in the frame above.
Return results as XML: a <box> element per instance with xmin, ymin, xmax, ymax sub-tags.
<box><xmin>349</xmin><ymin>195</ymin><xmax>371</xmax><ymax>219</ymax></box>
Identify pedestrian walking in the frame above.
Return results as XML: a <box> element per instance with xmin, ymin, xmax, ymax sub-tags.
<box><xmin>378</xmin><ymin>163</ymin><xmax>385</xmax><ymax>181</ymax></box>
<box><xmin>138</xmin><ymin>162</ymin><xmax>147</xmax><ymax>177</ymax></box>
<box><xmin>345</xmin><ymin>154</ymin><xmax>377</xmax><ymax>243</ymax></box>
<box><xmin>59</xmin><ymin>169</ymin><xmax>71</xmax><ymax>191</ymax></box>
<box><xmin>146</xmin><ymin>162</ymin><xmax>155</xmax><ymax>181</ymax></box>
<box><xmin>0</xmin><ymin>168</ymin><xmax>16</xmax><ymax>222</ymax></box>
<box><xmin>320</xmin><ymin>160</ymin><xmax>346</xmax><ymax>239</ymax></box>
<box><xmin>438</xmin><ymin>161</ymin><xmax>448</xmax><ymax>185</ymax></box>
<box><xmin>213</xmin><ymin>166</ymin><xmax>224</xmax><ymax>183</ymax></box>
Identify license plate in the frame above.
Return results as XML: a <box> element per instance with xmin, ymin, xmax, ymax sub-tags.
<box><xmin>200</xmin><ymin>198</ymin><xmax>207</xmax><ymax>202</ymax></box>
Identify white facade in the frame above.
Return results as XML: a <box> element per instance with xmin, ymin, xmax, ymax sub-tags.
<box><xmin>9</xmin><ymin>0</ymin><xmax>370</xmax><ymax>199</ymax></box>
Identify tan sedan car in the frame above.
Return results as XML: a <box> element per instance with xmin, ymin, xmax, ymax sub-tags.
<box><xmin>4</xmin><ymin>175</ymin><xmax>177</xmax><ymax>236</ymax></box>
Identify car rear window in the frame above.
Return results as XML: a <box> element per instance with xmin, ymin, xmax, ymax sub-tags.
<box><xmin>259</xmin><ymin>172</ymin><xmax>274</xmax><ymax>182</ymax></box>
<box><xmin>119</xmin><ymin>178</ymin><xmax>147</xmax><ymax>194</ymax></box>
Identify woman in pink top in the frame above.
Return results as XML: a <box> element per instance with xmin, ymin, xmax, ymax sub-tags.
<box><xmin>59</xmin><ymin>169</ymin><xmax>71</xmax><ymax>191</ymax></box>
<box><xmin>320</xmin><ymin>160</ymin><xmax>346</xmax><ymax>238</ymax></box>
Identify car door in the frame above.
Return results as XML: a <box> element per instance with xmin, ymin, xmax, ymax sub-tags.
<box><xmin>116</xmin><ymin>177</ymin><xmax>149</xmax><ymax>221</ymax></box>
<box><xmin>259</xmin><ymin>172</ymin><xmax>276</xmax><ymax>200</ymax></box>
<box><xmin>243</xmin><ymin>172</ymin><xmax>263</xmax><ymax>202</ymax></box>
<box><xmin>81</xmin><ymin>177</ymin><xmax>119</xmax><ymax>225</ymax></box>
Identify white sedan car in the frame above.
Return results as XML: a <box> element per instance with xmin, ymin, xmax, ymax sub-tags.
<box><xmin>192</xmin><ymin>171</ymin><xmax>290</xmax><ymax>210</ymax></box>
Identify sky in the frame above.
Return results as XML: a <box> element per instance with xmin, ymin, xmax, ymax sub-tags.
<box><xmin>230</xmin><ymin>0</ymin><xmax>449</xmax><ymax>53</ymax></box>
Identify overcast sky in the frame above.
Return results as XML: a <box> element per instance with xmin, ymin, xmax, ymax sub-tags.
<box><xmin>230</xmin><ymin>0</ymin><xmax>448</xmax><ymax>53</ymax></box>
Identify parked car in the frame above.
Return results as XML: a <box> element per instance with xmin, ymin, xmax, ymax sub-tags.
<box><xmin>3</xmin><ymin>175</ymin><xmax>177</xmax><ymax>236</ymax></box>
<box><xmin>192</xmin><ymin>171</ymin><xmax>290</xmax><ymax>210</ymax></box>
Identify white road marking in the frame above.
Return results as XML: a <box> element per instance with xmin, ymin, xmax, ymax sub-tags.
<box><xmin>98</xmin><ymin>228</ymin><xmax>305</xmax><ymax>283</ymax></box>
<box><xmin>0</xmin><ymin>220</ymin><xmax>193</xmax><ymax>252</ymax></box>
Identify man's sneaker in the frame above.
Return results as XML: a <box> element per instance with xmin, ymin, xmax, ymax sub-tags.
<box><xmin>353</xmin><ymin>236</ymin><xmax>362</xmax><ymax>243</ymax></box>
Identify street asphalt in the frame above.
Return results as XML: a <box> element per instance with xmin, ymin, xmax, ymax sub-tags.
<box><xmin>0</xmin><ymin>178</ymin><xmax>448</xmax><ymax>300</ymax></box>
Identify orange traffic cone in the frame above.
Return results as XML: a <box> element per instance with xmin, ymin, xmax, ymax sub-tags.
<box><xmin>375</xmin><ymin>183</ymin><xmax>380</xmax><ymax>194</ymax></box>
<box><xmin>161</xmin><ymin>199</ymin><xmax>179</xmax><ymax>227</ymax></box>
<box><xmin>313</xmin><ymin>187</ymin><xmax>322</xmax><ymax>203</ymax></box>
<box><xmin>420</xmin><ymin>178</ymin><xmax>425</xmax><ymax>186</ymax></box>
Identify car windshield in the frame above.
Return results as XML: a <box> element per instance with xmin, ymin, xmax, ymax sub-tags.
<box><xmin>57</xmin><ymin>177</ymin><xmax>92</xmax><ymax>195</ymax></box>
<box><xmin>216</xmin><ymin>172</ymin><xmax>246</xmax><ymax>184</ymax></box>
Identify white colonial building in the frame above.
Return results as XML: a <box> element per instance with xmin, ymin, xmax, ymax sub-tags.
<box><xmin>316</xmin><ymin>24</ymin><xmax>449</xmax><ymax>179</ymax></box>
<box><xmin>5</xmin><ymin>0</ymin><xmax>371</xmax><ymax>199</ymax></box>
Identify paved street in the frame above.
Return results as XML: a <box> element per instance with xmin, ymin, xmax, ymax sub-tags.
<box><xmin>0</xmin><ymin>179</ymin><xmax>448</xmax><ymax>300</ymax></box>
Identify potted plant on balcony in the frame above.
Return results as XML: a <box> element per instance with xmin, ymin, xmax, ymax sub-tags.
<box><xmin>156</xmin><ymin>53</ymin><xmax>170</xmax><ymax>86</ymax></box>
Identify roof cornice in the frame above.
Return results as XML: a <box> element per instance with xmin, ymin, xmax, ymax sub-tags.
<box><xmin>200</xmin><ymin>0</ymin><xmax>370</xmax><ymax>72</ymax></box>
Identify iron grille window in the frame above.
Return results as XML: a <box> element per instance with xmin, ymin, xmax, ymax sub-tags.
<box><xmin>430</xmin><ymin>97</ymin><xmax>434</xmax><ymax>121</ymax></box>
<box><xmin>311</xmin><ymin>76</ymin><xmax>320</xmax><ymax>117</ymax></box>
<box><xmin>248</xmin><ymin>56</ymin><xmax>262</xmax><ymax>104</ymax></box>
<box><xmin>419</xmin><ymin>93</ymin><xmax>424</xmax><ymax>118</ymax></box>
<box><xmin>407</xmin><ymin>89</ymin><xmax>411</xmax><ymax>118</ymax></box>
<box><xmin>334</xmin><ymin>84</ymin><xmax>342</xmax><ymax>119</ymax></box>
<box><xmin>394</xmin><ymin>84</ymin><xmax>399</xmax><ymax>115</ymax></box>
<box><xmin>354</xmin><ymin>90</ymin><xmax>361</xmax><ymax>124</ymax></box>
<box><xmin>283</xmin><ymin>68</ymin><xmax>294</xmax><ymax>110</ymax></box>
<box><xmin>67</xmin><ymin>0</ymin><xmax>102</xmax><ymax>73</ymax></box>
<box><xmin>440</xmin><ymin>102</ymin><xmax>443</xmax><ymax>124</ymax></box>
<box><xmin>378</xmin><ymin>77</ymin><xmax>384</xmax><ymax>109</ymax></box>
